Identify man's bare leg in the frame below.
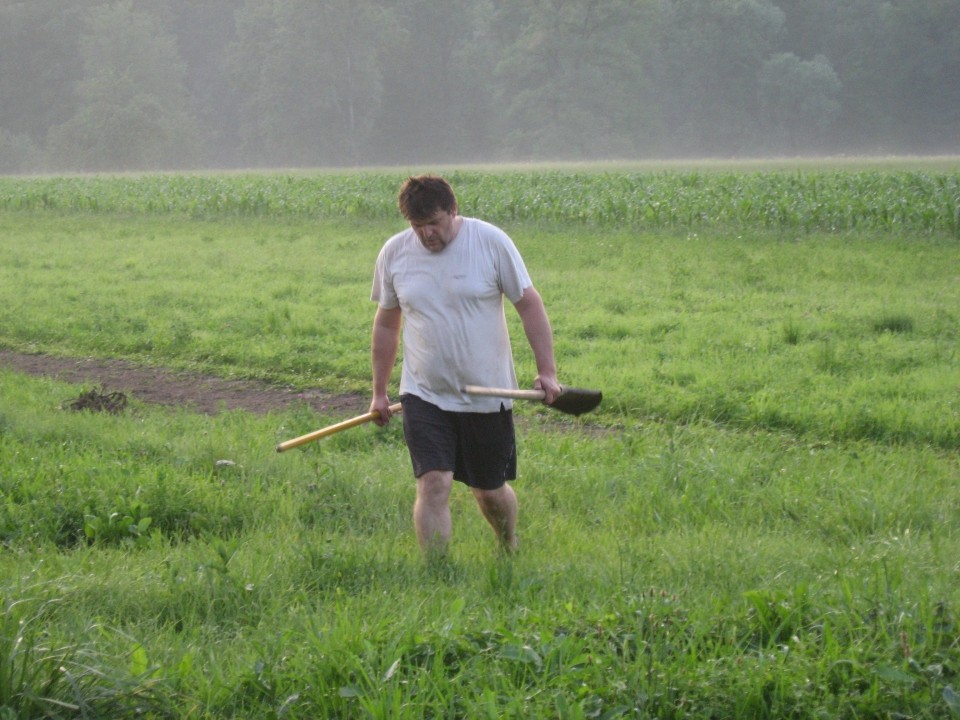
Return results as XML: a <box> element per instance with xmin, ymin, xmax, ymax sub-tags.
<box><xmin>471</xmin><ymin>483</ymin><xmax>518</xmax><ymax>553</ymax></box>
<box><xmin>414</xmin><ymin>470</ymin><xmax>454</xmax><ymax>558</ymax></box>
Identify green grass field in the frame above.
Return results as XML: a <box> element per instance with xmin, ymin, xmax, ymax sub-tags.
<box><xmin>1</xmin><ymin>164</ymin><xmax>958</xmax><ymax>718</ymax></box>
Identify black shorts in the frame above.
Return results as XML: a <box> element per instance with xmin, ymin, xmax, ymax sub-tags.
<box><xmin>400</xmin><ymin>394</ymin><xmax>517</xmax><ymax>490</ymax></box>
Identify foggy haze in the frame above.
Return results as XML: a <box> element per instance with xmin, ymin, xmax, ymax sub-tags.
<box><xmin>1</xmin><ymin>0</ymin><xmax>958</xmax><ymax>174</ymax></box>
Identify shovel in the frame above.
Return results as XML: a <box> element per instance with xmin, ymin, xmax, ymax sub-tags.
<box><xmin>464</xmin><ymin>385</ymin><xmax>602</xmax><ymax>417</ymax></box>
<box><xmin>275</xmin><ymin>383</ymin><xmax>602</xmax><ymax>452</ymax></box>
<box><xmin>276</xmin><ymin>402</ymin><xmax>402</xmax><ymax>452</ymax></box>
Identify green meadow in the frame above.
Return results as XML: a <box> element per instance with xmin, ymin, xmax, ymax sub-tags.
<box><xmin>1</xmin><ymin>166</ymin><xmax>958</xmax><ymax>718</ymax></box>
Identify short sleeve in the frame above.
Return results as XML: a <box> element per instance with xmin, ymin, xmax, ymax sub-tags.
<box><xmin>371</xmin><ymin>244</ymin><xmax>399</xmax><ymax>308</ymax></box>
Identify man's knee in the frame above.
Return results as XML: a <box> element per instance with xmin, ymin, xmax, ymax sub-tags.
<box><xmin>417</xmin><ymin>470</ymin><xmax>453</xmax><ymax>502</ymax></box>
<box><xmin>471</xmin><ymin>483</ymin><xmax>512</xmax><ymax>508</ymax></box>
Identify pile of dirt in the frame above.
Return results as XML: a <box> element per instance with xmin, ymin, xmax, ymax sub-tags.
<box><xmin>0</xmin><ymin>350</ymin><xmax>365</xmax><ymax>416</ymax></box>
<box><xmin>64</xmin><ymin>386</ymin><xmax>129</xmax><ymax>414</ymax></box>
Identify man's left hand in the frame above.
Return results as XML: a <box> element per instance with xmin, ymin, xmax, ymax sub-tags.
<box><xmin>534</xmin><ymin>375</ymin><xmax>563</xmax><ymax>405</ymax></box>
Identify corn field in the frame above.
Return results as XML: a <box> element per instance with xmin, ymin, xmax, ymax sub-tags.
<box><xmin>1</xmin><ymin>169</ymin><xmax>958</xmax><ymax>236</ymax></box>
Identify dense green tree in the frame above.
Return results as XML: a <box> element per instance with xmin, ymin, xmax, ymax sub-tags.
<box><xmin>46</xmin><ymin>1</ymin><xmax>200</xmax><ymax>171</ymax></box>
<box><xmin>492</xmin><ymin>0</ymin><xmax>653</xmax><ymax>159</ymax></box>
<box><xmin>0</xmin><ymin>128</ymin><xmax>38</xmax><ymax>174</ymax></box>
<box><xmin>758</xmin><ymin>53</ymin><xmax>841</xmax><ymax>153</ymax></box>
<box><xmin>777</xmin><ymin>0</ymin><xmax>898</xmax><ymax>152</ymax></box>
<box><xmin>882</xmin><ymin>0</ymin><xmax>960</xmax><ymax>152</ymax></box>
<box><xmin>1</xmin><ymin>0</ymin><xmax>959</xmax><ymax>171</ymax></box>
<box><xmin>0</xmin><ymin>1</ymin><xmax>90</xmax><ymax>171</ymax></box>
<box><xmin>226</xmin><ymin>0</ymin><xmax>278</xmax><ymax>164</ymax></box>
<box><xmin>230</xmin><ymin>0</ymin><xmax>389</xmax><ymax>167</ymax></box>
<box><xmin>369</xmin><ymin>0</ymin><xmax>499</xmax><ymax>163</ymax></box>
<box><xmin>165</xmin><ymin>0</ymin><xmax>245</xmax><ymax>167</ymax></box>
<box><xmin>0</xmin><ymin>2</ymin><xmax>84</xmax><ymax>137</ymax></box>
<box><xmin>652</xmin><ymin>0</ymin><xmax>786</xmax><ymax>155</ymax></box>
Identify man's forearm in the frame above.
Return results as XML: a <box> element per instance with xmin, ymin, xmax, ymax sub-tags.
<box><xmin>514</xmin><ymin>287</ymin><xmax>557</xmax><ymax>379</ymax></box>
<box><xmin>372</xmin><ymin>344</ymin><xmax>397</xmax><ymax>396</ymax></box>
<box><xmin>524</xmin><ymin>314</ymin><xmax>556</xmax><ymax>378</ymax></box>
<box><xmin>371</xmin><ymin>307</ymin><xmax>402</xmax><ymax>397</ymax></box>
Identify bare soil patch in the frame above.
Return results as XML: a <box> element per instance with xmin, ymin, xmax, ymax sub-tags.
<box><xmin>0</xmin><ymin>350</ymin><xmax>365</xmax><ymax>416</ymax></box>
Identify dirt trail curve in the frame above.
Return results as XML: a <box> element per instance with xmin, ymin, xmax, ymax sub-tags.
<box><xmin>0</xmin><ymin>350</ymin><xmax>364</xmax><ymax>416</ymax></box>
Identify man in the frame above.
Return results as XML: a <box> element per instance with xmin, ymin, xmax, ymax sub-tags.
<box><xmin>369</xmin><ymin>175</ymin><xmax>562</xmax><ymax>557</ymax></box>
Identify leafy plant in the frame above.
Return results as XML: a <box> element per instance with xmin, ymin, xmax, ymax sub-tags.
<box><xmin>84</xmin><ymin>497</ymin><xmax>153</xmax><ymax>548</ymax></box>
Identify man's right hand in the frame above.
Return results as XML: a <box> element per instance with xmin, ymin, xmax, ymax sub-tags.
<box><xmin>369</xmin><ymin>395</ymin><xmax>395</xmax><ymax>426</ymax></box>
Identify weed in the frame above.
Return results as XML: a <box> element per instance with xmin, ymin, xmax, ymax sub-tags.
<box><xmin>83</xmin><ymin>497</ymin><xmax>153</xmax><ymax>548</ymax></box>
<box><xmin>873</xmin><ymin>313</ymin><xmax>915</xmax><ymax>334</ymax></box>
<box><xmin>781</xmin><ymin>319</ymin><xmax>802</xmax><ymax>345</ymax></box>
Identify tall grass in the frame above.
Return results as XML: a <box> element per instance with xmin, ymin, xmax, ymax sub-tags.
<box><xmin>1</xmin><ymin>167</ymin><xmax>959</xmax><ymax>717</ymax></box>
<box><xmin>1</xmin><ymin>208</ymin><xmax>955</xmax><ymax>449</ymax></box>
<box><xmin>1</xmin><ymin>367</ymin><xmax>958</xmax><ymax>718</ymax></box>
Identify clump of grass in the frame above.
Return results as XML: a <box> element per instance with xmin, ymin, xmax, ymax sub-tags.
<box><xmin>781</xmin><ymin>319</ymin><xmax>803</xmax><ymax>345</ymax></box>
<box><xmin>873</xmin><ymin>313</ymin><xmax>915</xmax><ymax>334</ymax></box>
<box><xmin>0</xmin><ymin>597</ymin><xmax>169</xmax><ymax>717</ymax></box>
<box><xmin>813</xmin><ymin>337</ymin><xmax>844</xmax><ymax>374</ymax></box>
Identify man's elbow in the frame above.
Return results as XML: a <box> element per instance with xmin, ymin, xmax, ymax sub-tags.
<box><xmin>514</xmin><ymin>286</ymin><xmax>543</xmax><ymax>314</ymax></box>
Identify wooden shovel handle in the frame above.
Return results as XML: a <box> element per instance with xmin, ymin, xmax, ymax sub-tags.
<box><xmin>276</xmin><ymin>402</ymin><xmax>403</xmax><ymax>452</ymax></box>
<box><xmin>463</xmin><ymin>385</ymin><xmax>547</xmax><ymax>401</ymax></box>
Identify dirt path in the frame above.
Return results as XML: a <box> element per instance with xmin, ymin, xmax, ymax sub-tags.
<box><xmin>0</xmin><ymin>349</ymin><xmax>365</xmax><ymax>416</ymax></box>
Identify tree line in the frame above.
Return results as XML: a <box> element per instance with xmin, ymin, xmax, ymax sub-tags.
<box><xmin>1</xmin><ymin>0</ymin><xmax>957</xmax><ymax>173</ymax></box>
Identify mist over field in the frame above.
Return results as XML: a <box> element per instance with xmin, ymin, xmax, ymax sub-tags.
<box><xmin>1</xmin><ymin>0</ymin><xmax>959</xmax><ymax>174</ymax></box>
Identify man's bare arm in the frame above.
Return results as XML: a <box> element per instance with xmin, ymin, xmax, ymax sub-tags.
<box><xmin>370</xmin><ymin>305</ymin><xmax>402</xmax><ymax>424</ymax></box>
<box><xmin>513</xmin><ymin>286</ymin><xmax>562</xmax><ymax>403</ymax></box>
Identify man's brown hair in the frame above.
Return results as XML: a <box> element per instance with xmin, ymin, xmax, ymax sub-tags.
<box><xmin>398</xmin><ymin>175</ymin><xmax>457</xmax><ymax>223</ymax></box>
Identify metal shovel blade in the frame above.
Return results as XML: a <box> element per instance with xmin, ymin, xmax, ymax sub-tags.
<box><xmin>552</xmin><ymin>386</ymin><xmax>603</xmax><ymax>416</ymax></box>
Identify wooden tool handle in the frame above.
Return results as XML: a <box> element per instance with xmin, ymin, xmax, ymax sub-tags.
<box><xmin>463</xmin><ymin>385</ymin><xmax>547</xmax><ymax>401</ymax></box>
<box><xmin>276</xmin><ymin>402</ymin><xmax>403</xmax><ymax>452</ymax></box>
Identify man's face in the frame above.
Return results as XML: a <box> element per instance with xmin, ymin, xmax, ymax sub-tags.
<box><xmin>411</xmin><ymin>208</ymin><xmax>459</xmax><ymax>252</ymax></box>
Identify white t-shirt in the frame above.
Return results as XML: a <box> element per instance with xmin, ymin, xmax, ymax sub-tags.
<box><xmin>371</xmin><ymin>217</ymin><xmax>532</xmax><ymax>412</ymax></box>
